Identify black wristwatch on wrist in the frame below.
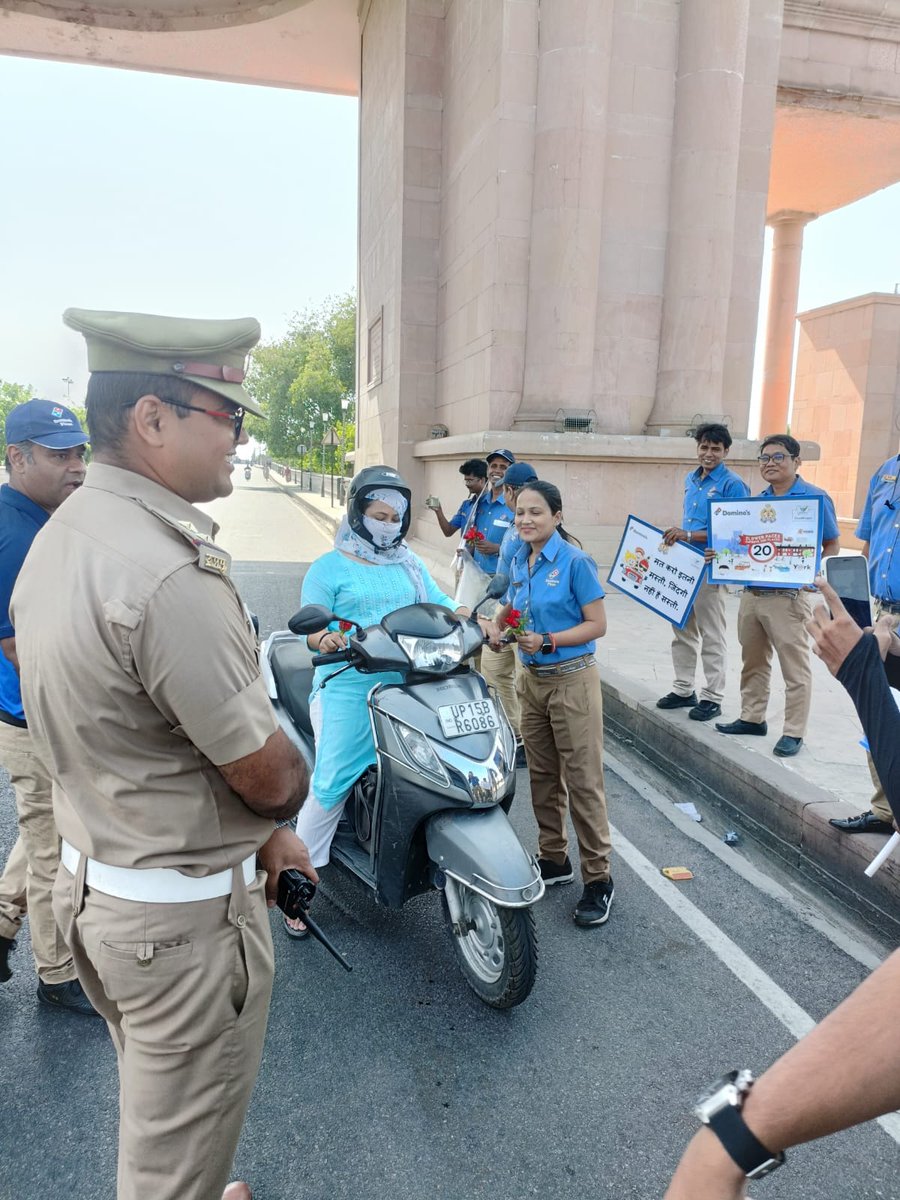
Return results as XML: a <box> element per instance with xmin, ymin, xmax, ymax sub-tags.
<box><xmin>540</xmin><ymin>633</ymin><xmax>554</xmax><ymax>655</ymax></box>
<box><xmin>694</xmin><ymin>1070</ymin><xmax>785</xmax><ymax>1180</ymax></box>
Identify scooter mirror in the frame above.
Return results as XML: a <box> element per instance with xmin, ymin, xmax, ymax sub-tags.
<box><xmin>486</xmin><ymin>572</ymin><xmax>509</xmax><ymax>599</ymax></box>
<box><xmin>288</xmin><ymin>604</ymin><xmax>337</xmax><ymax>636</ymax></box>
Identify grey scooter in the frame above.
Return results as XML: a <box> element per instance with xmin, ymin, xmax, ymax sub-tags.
<box><xmin>260</xmin><ymin>577</ymin><xmax>543</xmax><ymax>1009</ymax></box>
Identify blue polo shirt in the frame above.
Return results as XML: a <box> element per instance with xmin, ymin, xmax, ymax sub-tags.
<box><xmin>0</xmin><ymin>484</ymin><xmax>50</xmax><ymax>722</ymax></box>
<box><xmin>508</xmin><ymin>531</ymin><xmax>605</xmax><ymax>665</ymax></box>
<box><xmin>856</xmin><ymin>456</ymin><xmax>900</xmax><ymax>602</ymax></box>
<box><xmin>452</xmin><ymin>488</ymin><xmax>514</xmax><ymax>573</ymax></box>
<box><xmin>683</xmin><ymin>462</ymin><xmax>749</xmax><ymax>531</ymax></box>
<box><xmin>499</xmin><ymin>523</ymin><xmax>522</xmax><ymax>576</ymax></box>
<box><xmin>759</xmin><ymin>476</ymin><xmax>840</xmax><ymax>544</ymax></box>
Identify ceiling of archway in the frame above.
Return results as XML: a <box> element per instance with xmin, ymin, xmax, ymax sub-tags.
<box><xmin>0</xmin><ymin>1</ymin><xmax>313</xmax><ymax>33</ymax></box>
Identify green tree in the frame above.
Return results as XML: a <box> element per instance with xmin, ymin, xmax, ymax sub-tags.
<box><xmin>246</xmin><ymin>293</ymin><xmax>356</xmax><ymax>466</ymax></box>
<box><xmin>0</xmin><ymin>381</ymin><xmax>34</xmax><ymax>458</ymax></box>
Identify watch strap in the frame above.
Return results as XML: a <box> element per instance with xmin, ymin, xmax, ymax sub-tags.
<box><xmin>707</xmin><ymin>1103</ymin><xmax>785</xmax><ymax>1179</ymax></box>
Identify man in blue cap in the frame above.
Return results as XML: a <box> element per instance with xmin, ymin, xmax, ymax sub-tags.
<box><xmin>0</xmin><ymin>399</ymin><xmax>97</xmax><ymax>1015</ymax></box>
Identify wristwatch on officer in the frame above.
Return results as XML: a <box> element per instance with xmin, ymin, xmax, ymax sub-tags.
<box><xmin>540</xmin><ymin>633</ymin><xmax>554</xmax><ymax>655</ymax></box>
<box><xmin>694</xmin><ymin>1070</ymin><xmax>785</xmax><ymax>1180</ymax></box>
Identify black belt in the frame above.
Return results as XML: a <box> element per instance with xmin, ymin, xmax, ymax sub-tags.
<box><xmin>0</xmin><ymin>708</ymin><xmax>27</xmax><ymax>730</ymax></box>
<box><xmin>746</xmin><ymin>587</ymin><xmax>800</xmax><ymax>597</ymax></box>
<box><xmin>876</xmin><ymin>599</ymin><xmax>900</xmax><ymax>615</ymax></box>
<box><xmin>525</xmin><ymin>654</ymin><xmax>596</xmax><ymax>678</ymax></box>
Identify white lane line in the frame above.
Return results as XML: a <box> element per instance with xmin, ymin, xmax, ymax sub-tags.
<box><xmin>610</xmin><ymin>820</ymin><xmax>900</xmax><ymax>1145</ymax></box>
<box><xmin>606</xmin><ymin>750</ymin><xmax>887</xmax><ymax>973</ymax></box>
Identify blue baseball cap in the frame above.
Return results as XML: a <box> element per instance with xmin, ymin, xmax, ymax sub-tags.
<box><xmin>487</xmin><ymin>448</ymin><xmax>516</xmax><ymax>464</ymax></box>
<box><xmin>504</xmin><ymin>462</ymin><xmax>537</xmax><ymax>487</ymax></box>
<box><xmin>5</xmin><ymin>399</ymin><xmax>89</xmax><ymax>449</ymax></box>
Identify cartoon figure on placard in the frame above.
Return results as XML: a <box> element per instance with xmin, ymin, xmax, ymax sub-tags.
<box><xmin>760</xmin><ymin>503</ymin><xmax>777</xmax><ymax>524</ymax></box>
<box><xmin>621</xmin><ymin>546</ymin><xmax>649</xmax><ymax>588</ymax></box>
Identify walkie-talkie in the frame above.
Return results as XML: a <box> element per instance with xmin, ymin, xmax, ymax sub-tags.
<box><xmin>276</xmin><ymin>869</ymin><xmax>352</xmax><ymax>972</ymax></box>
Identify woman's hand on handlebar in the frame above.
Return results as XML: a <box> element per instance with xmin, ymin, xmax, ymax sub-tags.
<box><xmin>311</xmin><ymin>629</ymin><xmax>347</xmax><ymax>653</ymax></box>
<box><xmin>479</xmin><ymin>617</ymin><xmax>504</xmax><ymax>651</ymax></box>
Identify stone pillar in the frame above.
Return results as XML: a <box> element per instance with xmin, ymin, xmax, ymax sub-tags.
<box><xmin>758</xmin><ymin>210</ymin><xmax>816</xmax><ymax>436</ymax></box>
<box><xmin>517</xmin><ymin>0</ymin><xmax>613</xmax><ymax>422</ymax></box>
<box><xmin>646</xmin><ymin>0</ymin><xmax>751</xmax><ymax>436</ymax></box>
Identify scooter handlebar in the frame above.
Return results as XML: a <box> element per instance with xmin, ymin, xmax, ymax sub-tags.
<box><xmin>311</xmin><ymin>649</ymin><xmax>353</xmax><ymax>666</ymax></box>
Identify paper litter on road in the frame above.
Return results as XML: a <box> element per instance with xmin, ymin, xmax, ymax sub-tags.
<box><xmin>674</xmin><ymin>801</ymin><xmax>702</xmax><ymax>822</ymax></box>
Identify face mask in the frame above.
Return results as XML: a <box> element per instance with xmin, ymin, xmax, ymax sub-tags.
<box><xmin>363</xmin><ymin>515</ymin><xmax>401</xmax><ymax>549</ymax></box>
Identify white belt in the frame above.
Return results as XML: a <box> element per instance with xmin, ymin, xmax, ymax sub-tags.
<box><xmin>60</xmin><ymin>839</ymin><xmax>256</xmax><ymax>904</ymax></box>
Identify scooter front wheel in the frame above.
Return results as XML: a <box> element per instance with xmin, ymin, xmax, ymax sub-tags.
<box><xmin>442</xmin><ymin>878</ymin><xmax>537</xmax><ymax>1009</ymax></box>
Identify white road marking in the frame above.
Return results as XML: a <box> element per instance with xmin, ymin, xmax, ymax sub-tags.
<box><xmin>606</xmin><ymin>750</ymin><xmax>888</xmax><ymax>973</ymax></box>
<box><xmin>610</xmin><ymin>820</ymin><xmax>900</xmax><ymax>1144</ymax></box>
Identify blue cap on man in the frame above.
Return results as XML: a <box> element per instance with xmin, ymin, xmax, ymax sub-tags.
<box><xmin>504</xmin><ymin>462</ymin><xmax>537</xmax><ymax>487</ymax></box>
<box><xmin>6</xmin><ymin>399</ymin><xmax>89</xmax><ymax>449</ymax></box>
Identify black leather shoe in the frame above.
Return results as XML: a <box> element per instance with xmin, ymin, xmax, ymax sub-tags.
<box><xmin>773</xmin><ymin>735</ymin><xmax>803</xmax><ymax>757</ymax></box>
<box><xmin>656</xmin><ymin>691</ymin><xmax>697</xmax><ymax>710</ymax></box>
<box><xmin>0</xmin><ymin>935</ymin><xmax>15</xmax><ymax>983</ymax></box>
<box><xmin>829</xmin><ymin>811</ymin><xmax>895</xmax><ymax>835</ymax></box>
<box><xmin>688</xmin><ymin>700</ymin><xmax>721</xmax><ymax>722</ymax></box>
<box><xmin>715</xmin><ymin>719</ymin><xmax>768</xmax><ymax>736</ymax></box>
<box><xmin>37</xmin><ymin>978</ymin><xmax>101</xmax><ymax>1017</ymax></box>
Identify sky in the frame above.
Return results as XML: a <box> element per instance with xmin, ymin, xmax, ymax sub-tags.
<box><xmin>1</xmin><ymin>52</ymin><xmax>900</xmax><ymax>421</ymax></box>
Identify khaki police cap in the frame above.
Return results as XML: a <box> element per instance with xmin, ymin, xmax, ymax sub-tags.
<box><xmin>62</xmin><ymin>308</ymin><xmax>264</xmax><ymax>417</ymax></box>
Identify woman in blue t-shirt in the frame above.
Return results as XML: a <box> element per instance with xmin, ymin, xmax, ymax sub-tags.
<box><xmin>486</xmin><ymin>480</ymin><xmax>614</xmax><ymax>929</ymax></box>
<box><xmin>285</xmin><ymin>466</ymin><xmax>459</xmax><ymax>938</ymax></box>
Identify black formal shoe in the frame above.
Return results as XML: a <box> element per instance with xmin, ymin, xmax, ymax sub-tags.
<box><xmin>36</xmin><ymin>978</ymin><xmax>100</xmax><ymax>1017</ymax></box>
<box><xmin>573</xmin><ymin>878</ymin><xmax>614</xmax><ymax>927</ymax></box>
<box><xmin>282</xmin><ymin>912</ymin><xmax>309</xmax><ymax>940</ymax></box>
<box><xmin>773</xmin><ymin>735</ymin><xmax>803</xmax><ymax>757</ymax></box>
<box><xmin>0</xmin><ymin>935</ymin><xmax>15</xmax><ymax>983</ymax></box>
<box><xmin>829</xmin><ymin>811</ymin><xmax>895</xmax><ymax>835</ymax></box>
<box><xmin>688</xmin><ymin>700</ymin><xmax>721</xmax><ymax>722</ymax></box>
<box><xmin>538</xmin><ymin>856</ymin><xmax>574</xmax><ymax>886</ymax></box>
<box><xmin>715</xmin><ymin>719</ymin><xmax>768</xmax><ymax>736</ymax></box>
<box><xmin>656</xmin><ymin>691</ymin><xmax>697</xmax><ymax>710</ymax></box>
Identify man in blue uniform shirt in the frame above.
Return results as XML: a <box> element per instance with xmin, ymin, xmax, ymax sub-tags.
<box><xmin>0</xmin><ymin>400</ymin><xmax>97</xmax><ymax>1014</ymax></box>
<box><xmin>716</xmin><ymin>434</ymin><xmax>840</xmax><ymax>757</ymax></box>
<box><xmin>429</xmin><ymin>457</ymin><xmax>488</xmax><ymax>544</ymax></box>
<box><xmin>830</xmin><ymin>449</ymin><xmax>900</xmax><ymax>833</ymax></box>
<box><xmin>657</xmin><ymin>423</ymin><xmax>751</xmax><ymax>722</ymax></box>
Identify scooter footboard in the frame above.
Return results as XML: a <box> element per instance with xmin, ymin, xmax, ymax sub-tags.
<box><xmin>426</xmin><ymin>807</ymin><xmax>544</xmax><ymax>908</ymax></box>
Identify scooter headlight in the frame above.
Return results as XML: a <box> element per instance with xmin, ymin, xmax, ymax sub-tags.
<box><xmin>393</xmin><ymin>720</ymin><xmax>449</xmax><ymax>785</ymax></box>
<box><xmin>397</xmin><ymin>627</ymin><xmax>465</xmax><ymax>674</ymax></box>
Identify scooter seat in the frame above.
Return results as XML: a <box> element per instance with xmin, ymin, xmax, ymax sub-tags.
<box><xmin>269</xmin><ymin>639</ymin><xmax>316</xmax><ymax>738</ymax></box>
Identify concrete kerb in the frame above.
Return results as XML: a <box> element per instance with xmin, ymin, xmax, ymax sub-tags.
<box><xmin>270</xmin><ymin>475</ymin><xmax>900</xmax><ymax>936</ymax></box>
<box><xmin>601</xmin><ymin>667</ymin><xmax>900</xmax><ymax>939</ymax></box>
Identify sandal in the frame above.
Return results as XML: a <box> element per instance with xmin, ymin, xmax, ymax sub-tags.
<box><xmin>282</xmin><ymin>913</ymin><xmax>309</xmax><ymax>940</ymax></box>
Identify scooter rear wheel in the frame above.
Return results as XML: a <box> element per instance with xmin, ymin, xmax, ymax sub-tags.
<box><xmin>442</xmin><ymin>880</ymin><xmax>537</xmax><ymax>1009</ymax></box>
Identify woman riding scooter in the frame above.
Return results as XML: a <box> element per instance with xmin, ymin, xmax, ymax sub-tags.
<box><xmin>285</xmin><ymin>465</ymin><xmax>467</xmax><ymax>937</ymax></box>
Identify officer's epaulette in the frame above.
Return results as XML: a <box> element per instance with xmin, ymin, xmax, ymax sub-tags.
<box><xmin>135</xmin><ymin>500</ymin><xmax>232</xmax><ymax>577</ymax></box>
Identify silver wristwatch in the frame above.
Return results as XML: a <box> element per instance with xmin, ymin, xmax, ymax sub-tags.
<box><xmin>694</xmin><ymin>1070</ymin><xmax>785</xmax><ymax>1180</ymax></box>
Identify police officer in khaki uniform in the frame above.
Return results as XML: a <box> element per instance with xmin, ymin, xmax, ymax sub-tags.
<box><xmin>11</xmin><ymin>309</ymin><xmax>314</xmax><ymax>1200</ymax></box>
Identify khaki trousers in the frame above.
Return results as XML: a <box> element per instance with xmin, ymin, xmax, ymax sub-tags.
<box><xmin>517</xmin><ymin>664</ymin><xmax>612</xmax><ymax>884</ymax></box>
<box><xmin>670</xmin><ymin>578</ymin><xmax>727</xmax><ymax>704</ymax></box>
<box><xmin>479</xmin><ymin>644</ymin><xmax>521</xmax><ymax>740</ymax></box>
<box><xmin>868</xmin><ymin>603</ymin><xmax>900</xmax><ymax>824</ymax></box>
<box><xmin>737</xmin><ymin>589</ymin><xmax>815</xmax><ymax>737</ymax></box>
<box><xmin>0</xmin><ymin>721</ymin><xmax>74</xmax><ymax>983</ymax></box>
<box><xmin>53</xmin><ymin>858</ymin><xmax>274</xmax><ymax>1200</ymax></box>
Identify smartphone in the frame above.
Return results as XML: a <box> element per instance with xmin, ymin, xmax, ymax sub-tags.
<box><xmin>824</xmin><ymin>554</ymin><xmax>873</xmax><ymax>630</ymax></box>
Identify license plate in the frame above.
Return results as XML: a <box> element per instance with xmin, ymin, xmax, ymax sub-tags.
<box><xmin>438</xmin><ymin>698</ymin><xmax>499</xmax><ymax>739</ymax></box>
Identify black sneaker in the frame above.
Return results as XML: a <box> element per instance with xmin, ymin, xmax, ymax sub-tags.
<box><xmin>36</xmin><ymin>978</ymin><xmax>101</xmax><ymax>1017</ymax></box>
<box><xmin>574</xmin><ymin>878</ymin><xmax>614</xmax><ymax>927</ymax></box>
<box><xmin>0</xmin><ymin>934</ymin><xmax>15</xmax><ymax>983</ymax></box>
<box><xmin>538</xmin><ymin>856</ymin><xmax>574</xmax><ymax>886</ymax></box>
<box><xmin>656</xmin><ymin>691</ymin><xmax>697</xmax><ymax>710</ymax></box>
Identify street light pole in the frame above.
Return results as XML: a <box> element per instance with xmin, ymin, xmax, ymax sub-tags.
<box><xmin>62</xmin><ymin>376</ymin><xmax>73</xmax><ymax>403</ymax></box>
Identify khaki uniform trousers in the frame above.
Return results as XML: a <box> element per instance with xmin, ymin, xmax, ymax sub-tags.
<box><xmin>479</xmin><ymin>644</ymin><xmax>521</xmax><ymax>740</ymax></box>
<box><xmin>670</xmin><ymin>578</ymin><xmax>727</xmax><ymax>704</ymax></box>
<box><xmin>0</xmin><ymin>721</ymin><xmax>74</xmax><ymax>983</ymax></box>
<box><xmin>867</xmin><ymin>603</ymin><xmax>900</xmax><ymax>825</ymax></box>
<box><xmin>737</xmin><ymin>589</ymin><xmax>815</xmax><ymax>737</ymax></box>
<box><xmin>517</xmin><ymin>663</ymin><xmax>612</xmax><ymax>884</ymax></box>
<box><xmin>53</xmin><ymin>857</ymin><xmax>274</xmax><ymax>1200</ymax></box>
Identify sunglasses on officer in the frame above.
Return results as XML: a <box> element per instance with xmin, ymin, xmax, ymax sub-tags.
<box><xmin>164</xmin><ymin>400</ymin><xmax>245</xmax><ymax>440</ymax></box>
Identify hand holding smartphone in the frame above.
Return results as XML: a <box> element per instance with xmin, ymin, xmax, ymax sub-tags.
<box><xmin>823</xmin><ymin>555</ymin><xmax>872</xmax><ymax>630</ymax></box>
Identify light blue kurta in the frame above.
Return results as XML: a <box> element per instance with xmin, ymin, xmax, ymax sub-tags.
<box><xmin>301</xmin><ymin>550</ymin><xmax>454</xmax><ymax>809</ymax></box>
